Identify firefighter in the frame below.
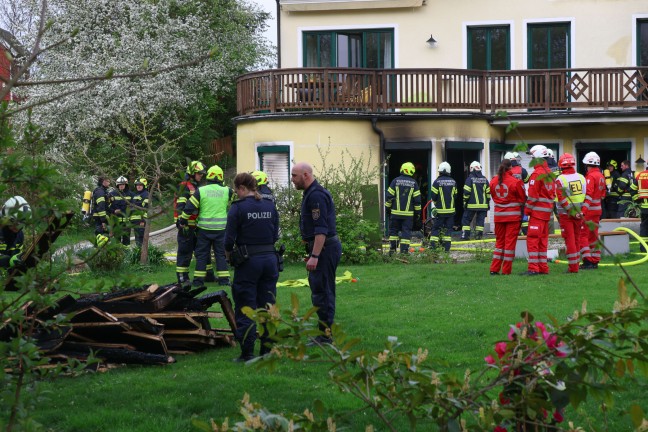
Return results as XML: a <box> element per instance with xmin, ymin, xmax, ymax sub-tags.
<box><xmin>225</xmin><ymin>173</ymin><xmax>280</xmax><ymax>362</ymax></box>
<box><xmin>109</xmin><ymin>175</ymin><xmax>132</xmax><ymax>246</ymax></box>
<box><xmin>251</xmin><ymin>170</ymin><xmax>275</xmax><ymax>202</ymax></box>
<box><xmin>92</xmin><ymin>176</ymin><xmax>110</xmax><ymax>246</ymax></box>
<box><xmin>0</xmin><ymin>196</ymin><xmax>30</xmax><ymax>270</ymax></box>
<box><xmin>616</xmin><ymin>160</ymin><xmax>634</xmax><ymax>218</ymax></box>
<box><xmin>489</xmin><ymin>160</ymin><xmax>526</xmax><ymax>275</ymax></box>
<box><xmin>546</xmin><ymin>148</ymin><xmax>560</xmax><ymax>174</ymax></box>
<box><xmin>179</xmin><ymin>164</ymin><xmax>233</xmax><ymax>287</ymax></box>
<box><xmin>555</xmin><ymin>153</ymin><xmax>586</xmax><ymax>273</ymax></box>
<box><xmin>130</xmin><ymin>178</ymin><xmax>149</xmax><ymax>247</ymax></box>
<box><xmin>580</xmin><ymin>152</ymin><xmax>607</xmax><ymax>268</ymax></box>
<box><xmin>604</xmin><ymin>160</ymin><xmax>619</xmax><ymax>219</ymax></box>
<box><xmin>174</xmin><ymin>161</ymin><xmax>216</xmax><ymax>286</ymax></box>
<box><xmin>522</xmin><ymin>145</ymin><xmax>556</xmax><ymax>275</ymax></box>
<box><xmin>630</xmin><ymin>162</ymin><xmax>648</xmax><ymax>252</ymax></box>
<box><xmin>461</xmin><ymin>161</ymin><xmax>490</xmax><ymax>240</ymax></box>
<box><xmin>385</xmin><ymin>162</ymin><xmax>422</xmax><ymax>254</ymax></box>
<box><xmin>429</xmin><ymin>162</ymin><xmax>457</xmax><ymax>251</ymax></box>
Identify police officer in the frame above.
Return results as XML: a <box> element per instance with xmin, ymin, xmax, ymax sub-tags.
<box><xmin>225</xmin><ymin>172</ymin><xmax>280</xmax><ymax>362</ymax></box>
<box><xmin>92</xmin><ymin>176</ymin><xmax>110</xmax><ymax>246</ymax></box>
<box><xmin>109</xmin><ymin>175</ymin><xmax>132</xmax><ymax>246</ymax></box>
<box><xmin>175</xmin><ymin>161</ymin><xmax>211</xmax><ymax>286</ymax></box>
<box><xmin>555</xmin><ymin>153</ymin><xmax>586</xmax><ymax>273</ymax></box>
<box><xmin>616</xmin><ymin>160</ymin><xmax>634</xmax><ymax>218</ymax></box>
<box><xmin>130</xmin><ymin>178</ymin><xmax>149</xmax><ymax>247</ymax></box>
<box><xmin>0</xmin><ymin>196</ymin><xmax>30</xmax><ymax>270</ymax></box>
<box><xmin>180</xmin><ymin>165</ymin><xmax>233</xmax><ymax>287</ymax></box>
<box><xmin>604</xmin><ymin>160</ymin><xmax>620</xmax><ymax>219</ymax></box>
<box><xmin>429</xmin><ymin>162</ymin><xmax>457</xmax><ymax>251</ymax></box>
<box><xmin>385</xmin><ymin>162</ymin><xmax>422</xmax><ymax>254</ymax></box>
<box><xmin>251</xmin><ymin>170</ymin><xmax>275</xmax><ymax>202</ymax></box>
<box><xmin>291</xmin><ymin>162</ymin><xmax>342</xmax><ymax>345</ymax></box>
<box><xmin>461</xmin><ymin>161</ymin><xmax>490</xmax><ymax>240</ymax></box>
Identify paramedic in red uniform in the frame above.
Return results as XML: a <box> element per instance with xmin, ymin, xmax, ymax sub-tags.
<box><xmin>579</xmin><ymin>152</ymin><xmax>607</xmax><ymax>269</ymax></box>
<box><xmin>489</xmin><ymin>159</ymin><xmax>526</xmax><ymax>275</ymax></box>
<box><xmin>522</xmin><ymin>145</ymin><xmax>556</xmax><ymax>275</ymax></box>
<box><xmin>555</xmin><ymin>153</ymin><xmax>586</xmax><ymax>273</ymax></box>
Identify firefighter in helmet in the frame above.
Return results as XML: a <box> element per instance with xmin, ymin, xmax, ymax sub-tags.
<box><xmin>461</xmin><ymin>161</ymin><xmax>490</xmax><ymax>240</ymax></box>
<box><xmin>179</xmin><ymin>164</ymin><xmax>233</xmax><ymax>287</ymax></box>
<box><xmin>251</xmin><ymin>170</ymin><xmax>274</xmax><ymax>202</ymax></box>
<box><xmin>555</xmin><ymin>153</ymin><xmax>586</xmax><ymax>273</ymax></box>
<box><xmin>92</xmin><ymin>176</ymin><xmax>110</xmax><ymax>247</ymax></box>
<box><xmin>385</xmin><ymin>162</ymin><xmax>422</xmax><ymax>254</ymax></box>
<box><xmin>109</xmin><ymin>175</ymin><xmax>133</xmax><ymax>246</ymax></box>
<box><xmin>130</xmin><ymin>177</ymin><xmax>149</xmax><ymax>247</ymax></box>
<box><xmin>0</xmin><ymin>196</ymin><xmax>31</xmax><ymax>270</ymax></box>
<box><xmin>580</xmin><ymin>152</ymin><xmax>607</xmax><ymax>268</ymax></box>
<box><xmin>429</xmin><ymin>162</ymin><xmax>457</xmax><ymax>251</ymax></box>
<box><xmin>630</xmin><ymin>159</ymin><xmax>648</xmax><ymax>252</ymax></box>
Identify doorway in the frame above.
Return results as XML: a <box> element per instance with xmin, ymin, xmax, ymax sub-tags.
<box><xmin>574</xmin><ymin>143</ymin><xmax>630</xmax><ymax>175</ymax></box>
<box><xmin>444</xmin><ymin>145</ymin><xmax>482</xmax><ymax>230</ymax></box>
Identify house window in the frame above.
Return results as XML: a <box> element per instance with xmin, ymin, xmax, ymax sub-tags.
<box><xmin>527</xmin><ymin>23</ymin><xmax>570</xmax><ymax>69</ymax></box>
<box><xmin>303</xmin><ymin>29</ymin><xmax>394</xmax><ymax>68</ymax></box>
<box><xmin>638</xmin><ymin>19</ymin><xmax>648</xmax><ymax>66</ymax></box>
<box><xmin>467</xmin><ymin>26</ymin><xmax>510</xmax><ymax>70</ymax></box>
<box><xmin>257</xmin><ymin>145</ymin><xmax>290</xmax><ymax>189</ymax></box>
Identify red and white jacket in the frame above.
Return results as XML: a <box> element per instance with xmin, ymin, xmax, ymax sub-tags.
<box><xmin>490</xmin><ymin>170</ymin><xmax>527</xmax><ymax>223</ymax></box>
<box><xmin>525</xmin><ymin>161</ymin><xmax>556</xmax><ymax>221</ymax></box>
<box><xmin>582</xmin><ymin>167</ymin><xmax>606</xmax><ymax>216</ymax></box>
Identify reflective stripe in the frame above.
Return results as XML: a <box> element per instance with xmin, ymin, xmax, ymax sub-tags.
<box><xmin>495</xmin><ymin>202</ymin><xmax>523</xmax><ymax>208</ymax></box>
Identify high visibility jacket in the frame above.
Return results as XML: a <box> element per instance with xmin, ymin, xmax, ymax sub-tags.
<box><xmin>174</xmin><ymin>180</ymin><xmax>198</xmax><ymax>226</ymax></box>
<box><xmin>130</xmin><ymin>189</ymin><xmax>149</xmax><ymax>222</ymax></box>
<box><xmin>489</xmin><ymin>170</ymin><xmax>526</xmax><ymax>223</ymax></box>
<box><xmin>463</xmin><ymin>171</ymin><xmax>491</xmax><ymax>210</ymax></box>
<box><xmin>615</xmin><ymin>168</ymin><xmax>634</xmax><ymax>200</ymax></box>
<box><xmin>385</xmin><ymin>174</ymin><xmax>422</xmax><ymax>217</ymax></box>
<box><xmin>510</xmin><ymin>163</ymin><xmax>530</xmax><ymax>183</ymax></box>
<box><xmin>430</xmin><ymin>174</ymin><xmax>457</xmax><ymax>215</ymax></box>
<box><xmin>0</xmin><ymin>226</ymin><xmax>24</xmax><ymax>269</ymax></box>
<box><xmin>92</xmin><ymin>186</ymin><xmax>109</xmax><ymax>223</ymax></box>
<box><xmin>182</xmin><ymin>182</ymin><xmax>232</xmax><ymax>230</ymax></box>
<box><xmin>606</xmin><ymin>169</ymin><xmax>620</xmax><ymax>197</ymax></box>
<box><xmin>583</xmin><ymin>167</ymin><xmax>606</xmax><ymax>216</ymax></box>
<box><xmin>109</xmin><ymin>187</ymin><xmax>132</xmax><ymax>221</ymax></box>
<box><xmin>525</xmin><ymin>161</ymin><xmax>556</xmax><ymax>221</ymax></box>
<box><xmin>631</xmin><ymin>169</ymin><xmax>648</xmax><ymax>214</ymax></box>
<box><xmin>555</xmin><ymin>169</ymin><xmax>586</xmax><ymax>216</ymax></box>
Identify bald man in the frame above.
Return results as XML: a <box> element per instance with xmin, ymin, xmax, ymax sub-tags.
<box><xmin>291</xmin><ymin>162</ymin><xmax>342</xmax><ymax>345</ymax></box>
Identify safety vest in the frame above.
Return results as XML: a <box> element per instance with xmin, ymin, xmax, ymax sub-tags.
<box><xmin>556</xmin><ymin>172</ymin><xmax>586</xmax><ymax>215</ymax></box>
<box><xmin>195</xmin><ymin>183</ymin><xmax>229</xmax><ymax>230</ymax></box>
<box><xmin>431</xmin><ymin>175</ymin><xmax>457</xmax><ymax>215</ymax></box>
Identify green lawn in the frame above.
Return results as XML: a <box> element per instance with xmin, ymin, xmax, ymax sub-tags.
<box><xmin>13</xmin><ymin>254</ymin><xmax>648</xmax><ymax>431</ymax></box>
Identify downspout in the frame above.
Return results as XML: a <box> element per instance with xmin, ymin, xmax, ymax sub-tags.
<box><xmin>275</xmin><ymin>0</ymin><xmax>281</xmax><ymax>68</ymax></box>
<box><xmin>371</xmin><ymin>117</ymin><xmax>386</xmax><ymax>221</ymax></box>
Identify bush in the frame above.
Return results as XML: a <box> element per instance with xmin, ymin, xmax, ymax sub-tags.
<box><xmin>81</xmin><ymin>244</ymin><xmax>126</xmax><ymax>272</ymax></box>
<box><xmin>124</xmin><ymin>244</ymin><xmax>167</xmax><ymax>267</ymax></box>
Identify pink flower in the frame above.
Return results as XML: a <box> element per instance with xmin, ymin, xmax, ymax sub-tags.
<box><xmin>495</xmin><ymin>342</ymin><xmax>508</xmax><ymax>359</ymax></box>
<box><xmin>494</xmin><ymin>426</ymin><xmax>508</xmax><ymax>432</ymax></box>
<box><xmin>485</xmin><ymin>355</ymin><xmax>496</xmax><ymax>365</ymax></box>
<box><xmin>553</xmin><ymin>410</ymin><xmax>564</xmax><ymax>423</ymax></box>
<box><xmin>508</xmin><ymin>327</ymin><xmax>516</xmax><ymax>341</ymax></box>
<box><xmin>535</xmin><ymin>321</ymin><xmax>546</xmax><ymax>333</ymax></box>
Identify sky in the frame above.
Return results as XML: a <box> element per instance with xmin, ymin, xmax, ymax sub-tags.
<box><xmin>253</xmin><ymin>0</ymin><xmax>278</xmax><ymax>47</ymax></box>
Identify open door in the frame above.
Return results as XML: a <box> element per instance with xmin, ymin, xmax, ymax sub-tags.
<box><xmin>444</xmin><ymin>142</ymin><xmax>483</xmax><ymax>230</ymax></box>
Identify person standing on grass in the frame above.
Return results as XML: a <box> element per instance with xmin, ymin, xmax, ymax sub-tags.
<box><xmin>616</xmin><ymin>160</ymin><xmax>634</xmax><ymax>218</ymax></box>
<box><xmin>580</xmin><ymin>152</ymin><xmax>607</xmax><ymax>269</ymax></box>
<box><xmin>522</xmin><ymin>145</ymin><xmax>556</xmax><ymax>276</ymax></box>
<box><xmin>109</xmin><ymin>175</ymin><xmax>132</xmax><ymax>246</ymax></box>
<box><xmin>429</xmin><ymin>162</ymin><xmax>457</xmax><ymax>251</ymax></box>
<box><xmin>489</xmin><ymin>160</ymin><xmax>526</xmax><ymax>275</ymax></box>
<box><xmin>555</xmin><ymin>153</ymin><xmax>586</xmax><ymax>274</ymax></box>
<box><xmin>225</xmin><ymin>172</ymin><xmax>280</xmax><ymax>362</ymax></box>
<box><xmin>291</xmin><ymin>162</ymin><xmax>342</xmax><ymax>346</ymax></box>
<box><xmin>92</xmin><ymin>176</ymin><xmax>110</xmax><ymax>245</ymax></box>
<box><xmin>130</xmin><ymin>178</ymin><xmax>149</xmax><ymax>247</ymax></box>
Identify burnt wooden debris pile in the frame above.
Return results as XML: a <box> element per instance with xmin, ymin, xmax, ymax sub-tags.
<box><xmin>7</xmin><ymin>283</ymin><xmax>237</xmax><ymax>367</ymax></box>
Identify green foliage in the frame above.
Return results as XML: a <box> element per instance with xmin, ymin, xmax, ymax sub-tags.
<box><xmin>80</xmin><ymin>244</ymin><xmax>126</xmax><ymax>272</ymax></box>
<box><xmin>124</xmin><ymin>244</ymin><xmax>167</xmax><ymax>267</ymax></box>
<box><xmin>618</xmin><ymin>199</ymin><xmax>640</xmax><ymax>218</ymax></box>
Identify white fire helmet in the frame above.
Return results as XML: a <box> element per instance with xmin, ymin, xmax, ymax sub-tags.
<box><xmin>582</xmin><ymin>152</ymin><xmax>600</xmax><ymax>166</ymax></box>
<box><xmin>503</xmin><ymin>152</ymin><xmax>515</xmax><ymax>160</ymax></box>
<box><xmin>438</xmin><ymin>162</ymin><xmax>451</xmax><ymax>174</ymax></box>
<box><xmin>1</xmin><ymin>196</ymin><xmax>31</xmax><ymax>222</ymax></box>
<box><xmin>469</xmin><ymin>161</ymin><xmax>482</xmax><ymax>171</ymax></box>
<box><xmin>529</xmin><ymin>145</ymin><xmax>549</xmax><ymax>158</ymax></box>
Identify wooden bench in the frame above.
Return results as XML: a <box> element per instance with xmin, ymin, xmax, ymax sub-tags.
<box><xmin>598</xmin><ymin>218</ymin><xmax>640</xmax><ymax>232</ymax></box>
<box><xmin>514</xmin><ymin>231</ymin><xmax>629</xmax><ymax>259</ymax></box>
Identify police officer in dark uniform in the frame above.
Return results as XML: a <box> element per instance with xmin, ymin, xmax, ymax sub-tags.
<box><xmin>92</xmin><ymin>176</ymin><xmax>110</xmax><ymax>246</ymax></box>
<box><xmin>252</xmin><ymin>170</ymin><xmax>275</xmax><ymax>202</ymax></box>
<box><xmin>291</xmin><ymin>162</ymin><xmax>342</xmax><ymax>345</ymax></box>
<box><xmin>225</xmin><ymin>172</ymin><xmax>280</xmax><ymax>362</ymax></box>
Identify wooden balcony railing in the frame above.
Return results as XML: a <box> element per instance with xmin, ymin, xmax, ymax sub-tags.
<box><xmin>236</xmin><ymin>67</ymin><xmax>648</xmax><ymax>115</ymax></box>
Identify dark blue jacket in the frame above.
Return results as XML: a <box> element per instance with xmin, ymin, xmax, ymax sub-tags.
<box><xmin>0</xmin><ymin>226</ymin><xmax>23</xmax><ymax>269</ymax></box>
<box><xmin>224</xmin><ymin>196</ymin><xmax>279</xmax><ymax>251</ymax></box>
<box><xmin>259</xmin><ymin>184</ymin><xmax>275</xmax><ymax>202</ymax></box>
<box><xmin>300</xmin><ymin>180</ymin><xmax>337</xmax><ymax>241</ymax></box>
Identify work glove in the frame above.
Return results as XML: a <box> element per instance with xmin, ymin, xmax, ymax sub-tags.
<box><xmin>9</xmin><ymin>254</ymin><xmax>24</xmax><ymax>268</ymax></box>
<box><xmin>96</xmin><ymin>234</ymin><xmax>109</xmax><ymax>247</ymax></box>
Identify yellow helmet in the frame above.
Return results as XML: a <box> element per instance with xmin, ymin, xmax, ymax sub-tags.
<box><xmin>186</xmin><ymin>161</ymin><xmax>206</xmax><ymax>175</ymax></box>
<box><xmin>206</xmin><ymin>165</ymin><xmax>224</xmax><ymax>181</ymax></box>
<box><xmin>134</xmin><ymin>177</ymin><xmax>148</xmax><ymax>187</ymax></box>
<box><xmin>608</xmin><ymin>160</ymin><xmax>617</xmax><ymax>169</ymax></box>
<box><xmin>400</xmin><ymin>162</ymin><xmax>415</xmax><ymax>176</ymax></box>
<box><xmin>251</xmin><ymin>170</ymin><xmax>268</xmax><ymax>185</ymax></box>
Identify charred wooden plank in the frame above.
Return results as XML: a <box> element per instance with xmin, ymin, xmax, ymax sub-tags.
<box><xmin>62</xmin><ymin>341</ymin><xmax>137</xmax><ymax>352</ymax></box>
<box><xmin>70</xmin><ymin>307</ymin><xmax>119</xmax><ymax>323</ymax></box>
<box><xmin>34</xmin><ymin>326</ymin><xmax>72</xmax><ymax>352</ymax></box>
<box><xmin>32</xmin><ymin>295</ymin><xmax>77</xmax><ymax>320</ymax></box>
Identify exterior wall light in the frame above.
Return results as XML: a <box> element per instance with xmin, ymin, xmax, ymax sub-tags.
<box><xmin>426</xmin><ymin>34</ymin><xmax>437</xmax><ymax>47</ymax></box>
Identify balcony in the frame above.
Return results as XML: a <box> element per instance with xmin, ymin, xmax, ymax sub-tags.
<box><xmin>236</xmin><ymin>67</ymin><xmax>648</xmax><ymax>117</ymax></box>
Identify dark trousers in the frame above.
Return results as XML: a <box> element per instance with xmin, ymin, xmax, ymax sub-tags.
<box><xmin>388</xmin><ymin>216</ymin><xmax>413</xmax><ymax>253</ymax></box>
<box><xmin>94</xmin><ymin>218</ymin><xmax>105</xmax><ymax>236</ymax></box>
<box><xmin>232</xmin><ymin>253</ymin><xmax>279</xmax><ymax>357</ymax></box>
<box><xmin>461</xmin><ymin>209</ymin><xmax>486</xmax><ymax>239</ymax></box>
<box><xmin>617</xmin><ymin>199</ymin><xmax>630</xmax><ymax>218</ymax></box>
<box><xmin>640</xmin><ymin>212</ymin><xmax>648</xmax><ymax>253</ymax></box>
<box><xmin>132</xmin><ymin>221</ymin><xmax>145</xmax><ymax>247</ymax></box>
<box><xmin>605</xmin><ymin>196</ymin><xmax>618</xmax><ymax>219</ymax></box>
<box><xmin>309</xmin><ymin>239</ymin><xmax>342</xmax><ymax>331</ymax></box>
<box><xmin>193</xmin><ymin>229</ymin><xmax>228</xmax><ymax>281</ymax></box>
<box><xmin>176</xmin><ymin>226</ymin><xmax>197</xmax><ymax>277</ymax></box>
<box><xmin>114</xmin><ymin>219</ymin><xmax>130</xmax><ymax>246</ymax></box>
<box><xmin>430</xmin><ymin>214</ymin><xmax>454</xmax><ymax>251</ymax></box>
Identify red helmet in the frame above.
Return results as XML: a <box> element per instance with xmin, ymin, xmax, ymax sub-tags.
<box><xmin>558</xmin><ymin>153</ymin><xmax>576</xmax><ymax>168</ymax></box>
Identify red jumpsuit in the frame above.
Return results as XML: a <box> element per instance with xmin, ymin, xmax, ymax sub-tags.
<box><xmin>580</xmin><ymin>167</ymin><xmax>606</xmax><ymax>265</ymax></box>
<box><xmin>489</xmin><ymin>170</ymin><xmax>527</xmax><ymax>274</ymax></box>
<box><xmin>556</xmin><ymin>168</ymin><xmax>586</xmax><ymax>273</ymax></box>
<box><xmin>525</xmin><ymin>161</ymin><xmax>556</xmax><ymax>273</ymax></box>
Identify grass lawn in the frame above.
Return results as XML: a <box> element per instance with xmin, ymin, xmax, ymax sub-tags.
<box><xmin>12</xmin><ymin>252</ymin><xmax>648</xmax><ymax>431</ymax></box>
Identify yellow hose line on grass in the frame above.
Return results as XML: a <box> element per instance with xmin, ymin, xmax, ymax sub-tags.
<box><xmin>553</xmin><ymin>226</ymin><xmax>648</xmax><ymax>267</ymax></box>
<box><xmin>452</xmin><ymin>238</ymin><xmax>497</xmax><ymax>245</ymax></box>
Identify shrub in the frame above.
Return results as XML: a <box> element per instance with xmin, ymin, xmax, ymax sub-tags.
<box><xmin>124</xmin><ymin>244</ymin><xmax>167</xmax><ymax>267</ymax></box>
<box><xmin>81</xmin><ymin>244</ymin><xmax>126</xmax><ymax>272</ymax></box>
